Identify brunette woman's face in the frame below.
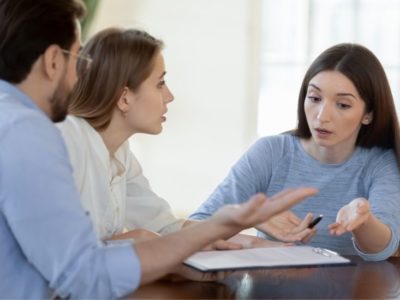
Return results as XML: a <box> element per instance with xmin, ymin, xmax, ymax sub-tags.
<box><xmin>304</xmin><ymin>70</ymin><xmax>371</xmax><ymax>152</ymax></box>
<box><xmin>125</xmin><ymin>52</ymin><xmax>174</xmax><ymax>134</ymax></box>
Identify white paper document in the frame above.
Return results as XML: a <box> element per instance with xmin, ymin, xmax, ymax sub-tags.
<box><xmin>185</xmin><ymin>246</ymin><xmax>351</xmax><ymax>271</ymax></box>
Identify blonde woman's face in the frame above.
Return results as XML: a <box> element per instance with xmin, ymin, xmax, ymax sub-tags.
<box><xmin>125</xmin><ymin>52</ymin><xmax>174</xmax><ymax>135</ymax></box>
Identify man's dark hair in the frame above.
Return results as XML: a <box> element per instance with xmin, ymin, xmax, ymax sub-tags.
<box><xmin>0</xmin><ymin>0</ymin><xmax>86</xmax><ymax>83</ymax></box>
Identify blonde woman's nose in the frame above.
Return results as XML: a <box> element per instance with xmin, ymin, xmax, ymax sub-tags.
<box><xmin>164</xmin><ymin>85</ymin><xmax>174</xmax><ymax>103</ymax></box>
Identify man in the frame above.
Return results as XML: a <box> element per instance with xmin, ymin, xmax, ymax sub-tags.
<box><xmin>0</xmin><ymin>0</ymin><xmax>317</xmax><ymax>298</ymax></box>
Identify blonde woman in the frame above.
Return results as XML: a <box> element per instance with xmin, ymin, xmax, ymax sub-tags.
<box><xmin>57</xmin><ymin>28</ymin><xmax>284</xmax><ymax>248</ymax></box>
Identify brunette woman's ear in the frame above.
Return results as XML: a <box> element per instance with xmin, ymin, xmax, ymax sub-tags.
<box><xmin>362</xmin><ymin>112</ymin><xmax>373</xmax><ymax>125</ymax></box>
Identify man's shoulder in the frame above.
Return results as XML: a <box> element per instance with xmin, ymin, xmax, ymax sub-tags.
<box><xmin>0</xmin><ymin>99</ymin><xmax>63</xmax><ymax>156</ymax></box>
<box><xmin>0</xmin><ymin>100</ymin><xmax>52</xmax><ymax>137</ymax></box>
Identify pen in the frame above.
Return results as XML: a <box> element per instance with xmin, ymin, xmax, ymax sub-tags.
<box><xmin>308</xmin><ymin>214</ymin><xmax>323</xmax><ymax>229</ymax></box>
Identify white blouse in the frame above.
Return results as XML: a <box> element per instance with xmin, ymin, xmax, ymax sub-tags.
<box><xmin>57</xmin><ymin>116</ymin><xmax>184</xmax><ymax>239</ymax></box>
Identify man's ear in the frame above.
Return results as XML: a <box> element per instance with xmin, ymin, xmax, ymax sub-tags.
<box><xmin>116</xmin><ymin>87</ymin><xmax>131</xmax><ymax>113</ymax></box>
<box><xmin>42</xmin><ymin>45</ymin><xmax>63</xmax><ymax>81</ymax></box>
<box><xmin>361</xmin><ymin>112</ymin><xmax>373</xmax><ymax>125</ymax></box>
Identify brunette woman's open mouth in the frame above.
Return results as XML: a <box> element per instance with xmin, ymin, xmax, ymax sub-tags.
<box><xmin>315</xmin><ymin>128</ymin><xmax>332</xmax><ymax>138</ymax></box>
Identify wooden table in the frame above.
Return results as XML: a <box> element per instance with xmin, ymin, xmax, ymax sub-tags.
<box><xmin>129</xmin><ymin>256</ymin><xmax>400</xmax><ymax>299</ymax></box>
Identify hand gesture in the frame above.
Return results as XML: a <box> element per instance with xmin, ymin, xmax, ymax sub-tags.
<box><xmin>211</xmin><ymin>187</ymin><xmax>318</xmax><ymax>233</ymax></box>
<box><xmin>202</xmin><ymin>234</ymin><xmax>293</xmax><ymax>250</ymax></box>
<box><xmin>329</xmin><ymin>197</ymin><xmax>371</xmax><ymax>236</ymax></box>
<box><xmin>256</xmin><ymin>210</ymin><xmax>316</xmax><ymax>243</ymax></box>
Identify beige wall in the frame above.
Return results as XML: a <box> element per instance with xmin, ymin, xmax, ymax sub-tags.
<box><xmin>89</xmin><ymin>0</ymin><xmax>262</xmax><ymax>215</ymax></box>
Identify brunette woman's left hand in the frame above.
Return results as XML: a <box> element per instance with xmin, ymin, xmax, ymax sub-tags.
<box><xmin>256</xmin><ymin>210</ymin><xmax>316</xmax><ymax>243</ymax></box>
<box><xmin>329</xmin><ymin>197</ymin><xmax>371</xmax><ymax>235</ymax></box>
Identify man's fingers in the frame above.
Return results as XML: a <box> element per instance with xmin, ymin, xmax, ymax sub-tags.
<box><xmin>234</xmin><ymin>188</ymin><xmax>317</xmax><ymax>235</ymax></box>
<box><xmin>266</xmin><ymin>187</ymin><xmax>318</xmax><ymax>217</ymax></box>
<box><xmin>240</xmin><ymin>193</ymin><xmax>268</xmax><ymax>219</ymax></box>
<box><xmin>270</xmin><ymin>189</ymin><xmax>293</xmax><ymax>198</ymax></box>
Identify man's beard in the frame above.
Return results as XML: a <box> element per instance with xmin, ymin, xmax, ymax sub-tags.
<box><xmin>49</xmin><ymin>74</ymin><xmax>73</xmax><ymax>123</ymax></box>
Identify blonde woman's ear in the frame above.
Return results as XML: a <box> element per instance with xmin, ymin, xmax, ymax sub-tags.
<box><xmin>116</xmin><ymin>87</ymin><xmax>130</xmax><ymax>113</ymax></box>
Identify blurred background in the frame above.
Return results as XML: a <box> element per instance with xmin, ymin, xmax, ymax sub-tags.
<box><xmin>83</xmin><ymin>0</ymin><xmax>400</xmax><ymax>217</ymax></box>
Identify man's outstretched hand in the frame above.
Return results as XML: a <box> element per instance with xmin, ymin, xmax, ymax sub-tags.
<box><xmin>211</xmin><ymin>188</ymin><xmax>318</xmax><ymax>232</ymax></box>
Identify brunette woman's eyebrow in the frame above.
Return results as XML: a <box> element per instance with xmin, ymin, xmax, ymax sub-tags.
<box><xmin>308</xmin><ymin>83</ymin><xmax>321</xmax><ymax>91</ymax></box>
<box><xmin>336</xmin><ymin>92</ymin><xmax>356</xmax><ymax>99</ymax></box>
<box><xmin>308</xmin><ymin>83</ymin><xmax>356</xmax><ymax>99</ymax></box>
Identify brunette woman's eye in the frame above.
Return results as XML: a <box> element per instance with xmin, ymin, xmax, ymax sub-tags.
<box><xmin>307</xmin><ymin>96</ymin><xmax>321</xmax><ymax>102</ymax></box>
<box><xmin>337</xmin><ymin>103</ymin><xmax>351</xmax><ymax>109</ymax></box>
